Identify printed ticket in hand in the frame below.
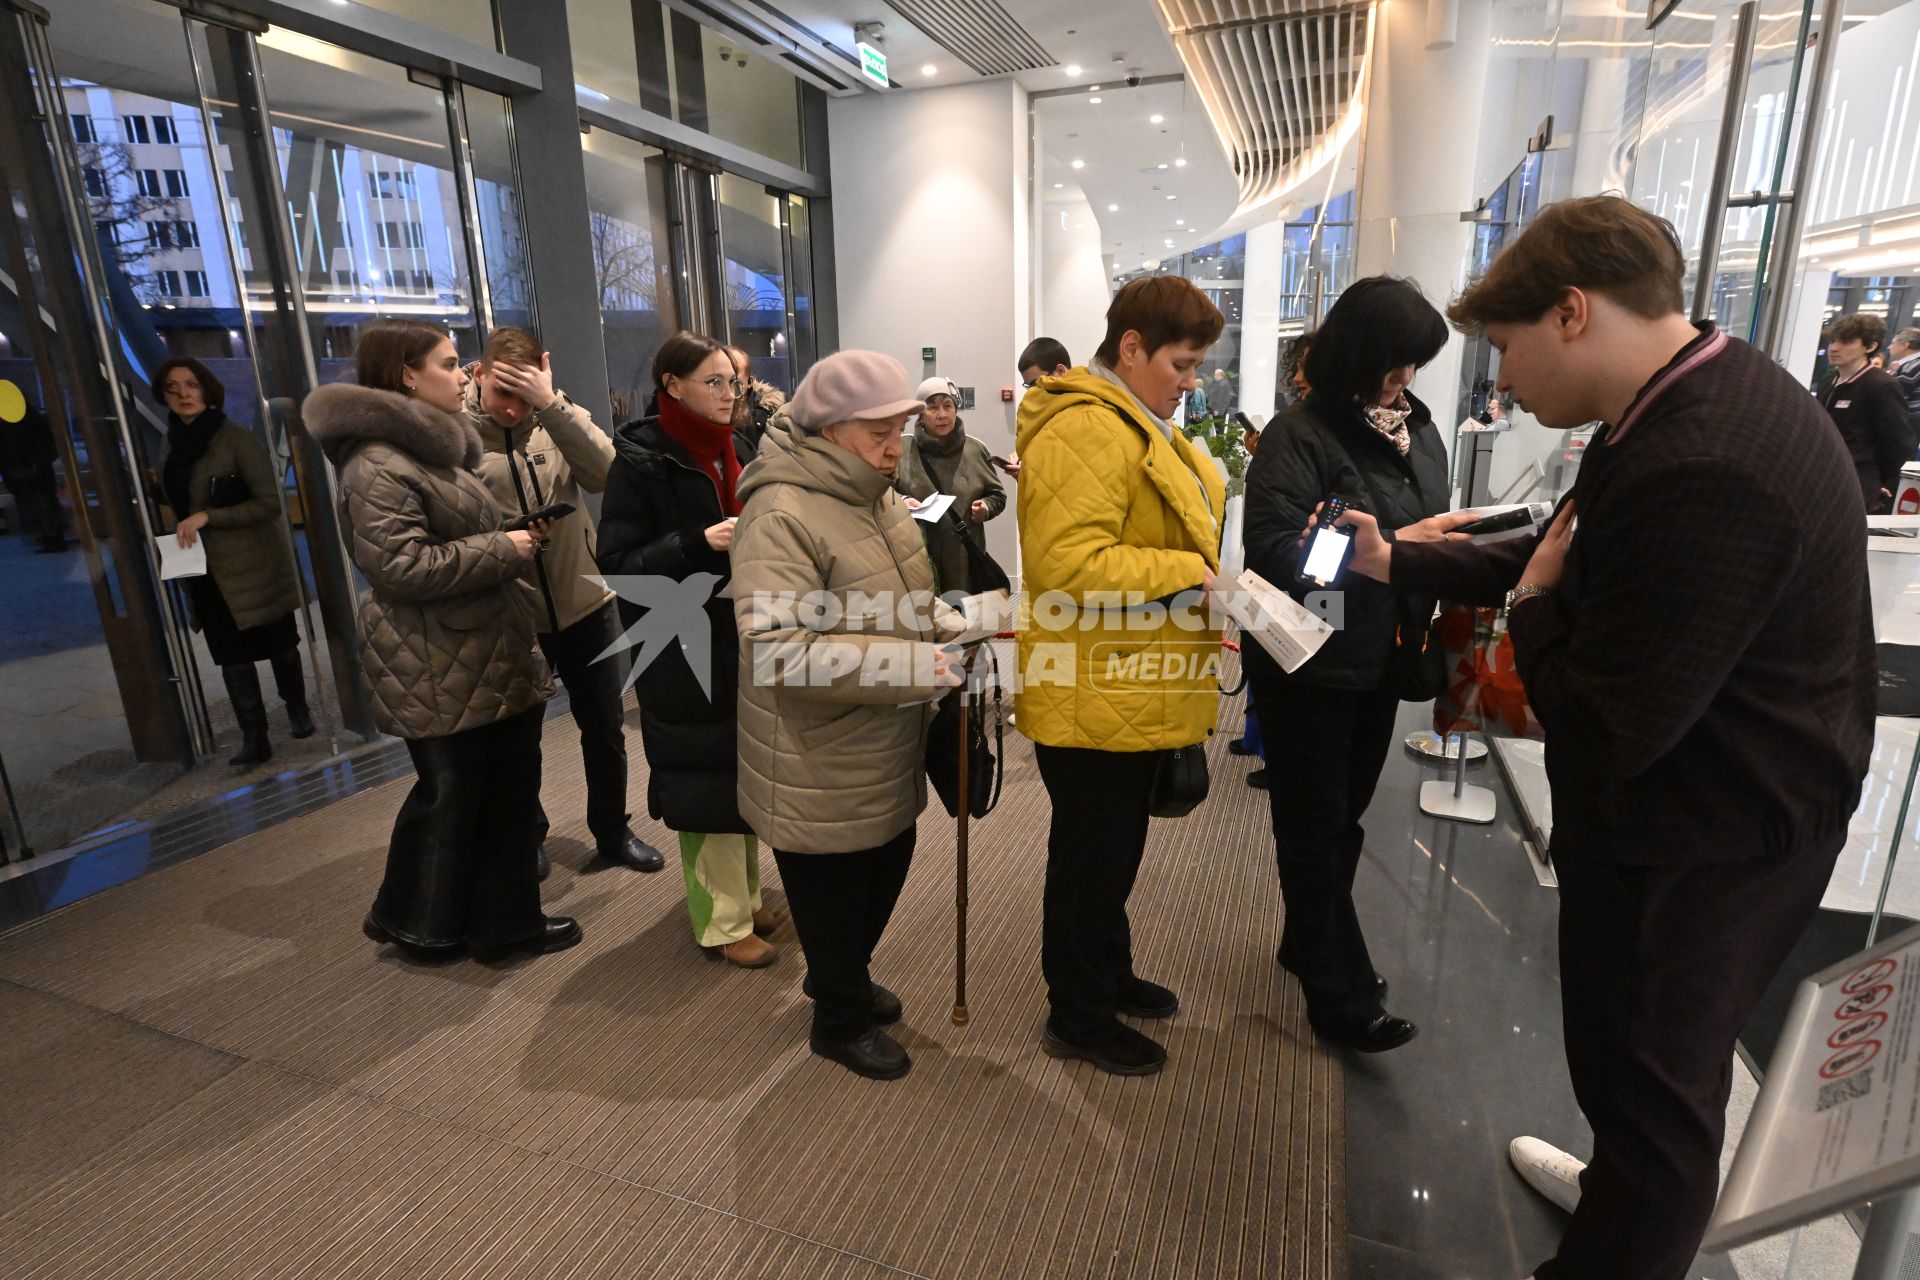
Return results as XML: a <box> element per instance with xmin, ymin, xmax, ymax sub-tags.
<box><xmin>948</xmin><ymin>590</ymin><xmax>1012</xmax><ymax>646</ymax></box>
<box><xmin>1221</xmin><ymin>569</ymin><xmax>1333</xmax><ymax>674</ymax></box>
<box><xmin>910</xmin><ymin>493</ymin><xmax>958</xmax><ymax>524</ymax></box>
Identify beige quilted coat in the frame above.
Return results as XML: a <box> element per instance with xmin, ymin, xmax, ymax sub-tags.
<box><xmin>304</xmin><ymin>382</ymin><xmax>552</xmax><ymax>740</ymax></box>
<box><xmin>731</xmin><ymin>417</ymin><xmax>962</xmax><ymax>854</ymax></box>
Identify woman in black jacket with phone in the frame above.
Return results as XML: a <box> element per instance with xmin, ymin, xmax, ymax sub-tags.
<box><xmin>598</xmin><ymin>331</ymin><xmax>775</xmax><ymax>969</ymax></box>
<box><xmin>1241</xmin><ymin>276</ymin><xmax>1450</xmax><ymax>1053</ymax></box>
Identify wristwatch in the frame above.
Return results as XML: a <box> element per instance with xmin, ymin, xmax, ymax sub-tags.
<box><xmin>1507</xmin><ymin>583</ymin><xmax>1552</xmax><ymax>610</ymax></box>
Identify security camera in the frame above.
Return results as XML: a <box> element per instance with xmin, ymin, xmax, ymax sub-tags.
<box><xmin>1125</xmin><ymin>73</ymin><xmax>1142</xmax><ymax>88</ymax></box>
<box><xmin>718</xmin><ymin>43</ymin><xmax>734</xmax><ymax>60</ymax></box>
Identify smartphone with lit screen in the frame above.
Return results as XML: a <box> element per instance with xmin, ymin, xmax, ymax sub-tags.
<box><xmin>1296</xmin><ymin>496</ymin><xmax>1352</xmax><ymax>590</ymax></box>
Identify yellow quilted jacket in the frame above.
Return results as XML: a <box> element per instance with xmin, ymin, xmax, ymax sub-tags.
<box><xmin>1014</xmin><ymin>368</ymin><xmax>1226</xmax><ymax>751</ymax></box>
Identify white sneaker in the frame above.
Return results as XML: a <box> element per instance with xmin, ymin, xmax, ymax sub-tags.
<box><xmin>1509</xmin><ymin>1135</ymin><xmax>1585</xmax><ymax>1214</ymax></box>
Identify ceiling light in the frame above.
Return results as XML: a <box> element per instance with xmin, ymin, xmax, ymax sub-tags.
<box><xmin>1158</xmin><ymin>163</ymin><xmax>1168</xmax><ymax>170</ymax></box>
<box><xmin>1053</xmin><ymin>182</ymin><xmax>1064</xmax><ymax>189</ymax></box>
<box><xmin>1164</xmin><ymin>239</ymin><xmax>1174</xmax><ymax>247</ymax></box>
<box><xmin>1065</xmin><ymin>64</ymin><xmax>1083</xmax><ymax>76</ymax></box>
<box><xmin>921</xmin><ymin>64</ymin><xmax>937</xmax><ymax>77</ymax></box>
<box><xmin>1089</xmin><ymin>96</ymin><xmax>1102</xmax><ymax>104</ymax></box>
<box><xmin>1176</xmin><ymin>218</ymin><xmax>1185</xmax><ymax>226</ymax></box>
<box><xmin>1166</xmin><ymin>194</ymin><xmax>1177</xmax><ymax>201</ymax></box>
<box><xmin>1174</xmin><ymin>157</ymin><xmax>1188</xmax><ymax>168</ymax></box>
<box><xmin>1108</xmin><ymin>203</ymin><xmax>1119</xmax><ymax>211</ymax></box>
<box><xmin>1150</xmin><ymin>114</ymin><xmax>1165</xmax><ymax>124</ymax></box>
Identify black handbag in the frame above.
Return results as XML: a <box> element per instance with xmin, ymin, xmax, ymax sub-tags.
<box><xmin>1148</xmin><ymin>742</ymin><xmax>1211</xmax><ymax>818</ymax></box>
<box><xmin>948</xmin><ymin>512</ymin><xmax>1011</xmax><ymax>594</ymax></box>
<box><xmin>205</xmin><ymin>471</ymin><xmax>250</xmax><ymax>508</ymax></box>
<box><xmin>926</xmin><ymin>644</ymin><xmax>1004</xmax><ymax>819</ymax></box>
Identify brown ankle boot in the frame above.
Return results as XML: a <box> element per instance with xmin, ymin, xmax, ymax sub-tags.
<box><xmin>751</xmin><ymin>906</ymin><xmax>778</xmax><ymax>936</ymax></box>
<box><xmin>718</xmin><ymin>934</ymin><xmax>777</xmax><ymax>968</ymax></box>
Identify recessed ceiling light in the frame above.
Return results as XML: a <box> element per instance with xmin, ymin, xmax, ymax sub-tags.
<box><xmin>1158</xmin><ymin>163</ymin><xmax>1168</xmax><ymax>170</ymax></box>
<box><xmin>1107</xmin><ymin>203</ymin><xmax>1120</xmax><ymax>211</ymax></box>
<box><xmin>1065</xmin><ymin>64</ymin><xmax>1083</xmax><ymax>76</ymax></box>
<box><xmin>1089</xmin><ymin>96</ymin><xmax>1102</xmax><ymax>104</ymax></box>
<box><xmin>1053</xmin><ymin>182</ymin><xmax>1064</xmax><ymax>189</ymax></box>
<box><xmin>1150</xmin><ymin>114</ymin><xmax>1165</xmax><ymax>124</ymax></box>
<box><xmin>1167</xmin><ymin>194</ymin><xmax>1178</xmax><ymax>201</ymax></box>
<box><xmin>1176</xmin><ymin>218</ymin><xmax>1185</xmax><ymax>225</ymax></box>
<box><xmin>1164</xmin><ymin>239</ymin><xmax>1174</xmax><ymax>247</ymax></box>
<box><xmin>1072</xmin><ymin>158</ymin><xmax>1085</xmax><ymax>169</ymax></box>
<box><xmin>921</xmin><ymin>63</ymin><xmax>937</xmax><ymax>76</ymax></box>
<box><xmin>1175</xmin><ymin>157</ymin><xmax>1188</xmax><ymax>168</ymax></box>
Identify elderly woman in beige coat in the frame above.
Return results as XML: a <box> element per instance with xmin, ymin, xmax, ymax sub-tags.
<box><xmin>732</xmin><ymin>350</ymin><xmax>964</xmax><ymax>1081</ymax></box>
<box><xmin>304</xmin><ymin>318</ymin><xmax>574</xmax><ymax>966</ymax></box>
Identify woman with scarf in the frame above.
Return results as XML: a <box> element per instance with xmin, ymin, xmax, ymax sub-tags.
<box><xmin>599</xmin><ymin>331</ymin><xmax>774</xmax><ymax>967</ymax></box>
<box><xmin>1240</xmin><ymin>276</ymin><xmax>1450</xmax><ymax>1054</ymax></box>
<box><xmin>154</xmin><ymin>357</ymin><xmax>309</xmax><ymax>766</ymax></box>
<box><xmin>892</xmin><ymin>376</ymin><xmax>1006</xmax><ymax>595</ymax></box>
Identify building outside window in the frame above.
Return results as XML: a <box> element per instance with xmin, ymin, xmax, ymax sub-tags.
<box><xmin>152</xmin><ymin>115</ymin><xmax>178</xmax><ymax>145</ymax></box>
<box><xmin>163</xmin><ymin>169</ymin><xmax>188</xmax><ymax>198</ymax></box>
<box><xmin>184</xmin><ymin>269</ymin><xmax>208</xmax><ymax>297</ymax></box>
<box><xmin>153</xmin><ymin>269</ymin><xmax>182</xmax><ymax>297</ymax></box>
<box><xmin>135</xmin><ymin>168</ymin><xmax>160</xmax><ymax>197</ymax></box>
<box><xmin>121</xmin><ymin>114</ymin><xmax>149</xmax><ymax>144</ymax></box>
<box><xmin>71</xmin><ymin>115</ymin><xmax>96</xmax><ymax>144</ymax></box>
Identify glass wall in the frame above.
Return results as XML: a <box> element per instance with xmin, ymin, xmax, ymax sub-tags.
<box><xmin>582</xmin><ymin>129</ymin><xmax>677</xmax><ymax>421</ymax></box>
<box><xmin>719</xmin><ymin>173</ymin><xmax>791</xmax><ymax>390</ymax></box>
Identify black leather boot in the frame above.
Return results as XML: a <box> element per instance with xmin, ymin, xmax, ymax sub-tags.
<box><xmin>270</xmin><ymin>650</ymin><xmax>315</xmax><ymax>739</ymax></box>
<box><xmin>222</xmin><ymin>664</ymin><xmax>272</xmax><ymax>767</ymax></box>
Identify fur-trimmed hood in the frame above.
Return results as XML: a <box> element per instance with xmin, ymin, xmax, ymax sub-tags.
<box><xmin>303</xmin><ymin>382</ymin><xmax>483</xmax><ymax>470</ymax></box>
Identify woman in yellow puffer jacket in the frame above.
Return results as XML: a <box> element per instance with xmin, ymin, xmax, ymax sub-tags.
<box><xmin>1014</xmin><ymin>275</ymin><xmax>1226</xmax><ymax>1078</ymax></box>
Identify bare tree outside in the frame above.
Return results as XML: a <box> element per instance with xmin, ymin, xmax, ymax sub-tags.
<box><xmin>76</xmin><ymin>139</ymin><xmax>177</xmax><ymax>299</ymax></box>
<box><xmin>589</xmin><ymin>211</ymin><xmax>660</xmax><ymax>311</ymax></box>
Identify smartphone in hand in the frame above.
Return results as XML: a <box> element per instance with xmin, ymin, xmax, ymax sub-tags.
<box><xmin>1296</xmin><ymin>495</ymin><xmax>1353</xmax><ymax>590</ymax></box>
<box><xmin>503</xmin><ymin>501</ymin><xmax>576</xmax><ymax>532</ymax></box>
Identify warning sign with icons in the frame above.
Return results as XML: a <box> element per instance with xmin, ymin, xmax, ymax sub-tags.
<box><xmin>1707</xmin><ymin>924</ymin><xmax>1920</xmax><ymax>1252</ymax></box>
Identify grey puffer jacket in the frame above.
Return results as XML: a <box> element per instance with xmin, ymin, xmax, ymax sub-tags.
<box><xmin>731</xmin><ymin>415</ymin><xmax>963</xmax><ymax>853</ymax></box>
<box><xmin>304</xmin><ymin>382</ymin><xmax>552</xmax><ymax>739</ymax></box>
<box><xmin>163</xmin><ymin>415</ymin><xmax>304</xmax><ymax>630</ymax></box>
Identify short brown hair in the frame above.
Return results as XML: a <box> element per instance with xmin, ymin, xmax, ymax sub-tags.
<box><xmin>1448</xmin><ymin>195</ymin><xmax>1685</xmax><ymax>331</ymax></box>
<box><xmin>1095</xmin><ymin>276</ymin><xmax>1225</xmax><ymax>367</ymax></box>
<box><xmin>1827</xmin><ymin>313</ymin><xmax>1887</xmax><ymax>352</ymax></box>
<box><xmin>150</xmin><ymin>357</ymin><xmax>224</xmax><ymax>409</ymax></box>
<box><xmin>652</xmin><ymin>330</ymin><xmax>729</xmax><ymax>393</ymax></box>
<box><xmin>355</xmin><ymin>318</ymin><xmax>452</xmax><ymax>394</ymax></box>
<box><xmin>482</xmin><ymin>326</ymin><xmax>545</xmax><ymax>368</ymax></box>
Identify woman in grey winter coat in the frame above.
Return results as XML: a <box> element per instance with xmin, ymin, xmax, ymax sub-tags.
<box><xmin>304</xmin><ymin>318</ymin><xmax>575</xmax><ymax>965</ymax></box>
<box><xmin>154</xmin><ymin>357</ymin><xmax>309</xmax><ymax>766</ymax></box>
<box><xmin>893</xmin><ymin>376</ymin><xmax>1007</xmax><ymax>595</ymax></box>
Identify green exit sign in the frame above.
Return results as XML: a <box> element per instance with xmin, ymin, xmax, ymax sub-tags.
<box><xmin>856</xmin><ymin>41</ymin><xmax>888</xmax><ymax>88</ymax></box>
<box><xmin>921</xmin><ymin>346</ymin><xmax>936</xmax><ymax>362</ymax></box>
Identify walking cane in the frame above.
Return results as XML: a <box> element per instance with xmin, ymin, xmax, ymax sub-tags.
<box><xmin>952</xmin><ymin>645</ymin><xmax>977</xmax><ymax>1026</ymax></box>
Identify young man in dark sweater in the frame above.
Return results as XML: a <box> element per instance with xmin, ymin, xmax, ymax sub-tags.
<box><xmin>1335</xmin><ymin>196</ymin><xmax>1875</xmax><ymax>1280</ymax></box>
<box><xmin>1819</xmin><ymin>311</ymin><xmax>1915</xmax><ymax>513</ymax></box>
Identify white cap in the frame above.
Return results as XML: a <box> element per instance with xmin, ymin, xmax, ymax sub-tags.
<box><xmin>914</xmin><ymin>376</ymin><xmax>959</xmax><ymax>404</ymax></box>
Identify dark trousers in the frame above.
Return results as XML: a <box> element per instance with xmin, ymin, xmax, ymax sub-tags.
<box><xmin>1034</xmin><ymin>744</ymin><xmax>1163</xmax><ymax>1041</ymax></box>
<box><xmin>1535</xmin><ymin>833</ymin><xmax>1842</xmax><ymax>1280</ymax></box>
<box><xmin>374</xmin><ymin>708</ymin><xmax>546</xmax><ymax>948</ymax></box>
<box><xmin>533</xmin><ymin>600</ymin><xmax>630</xmax><ymax>850</ymax></box>
<box><xmin>774</xmin><ymin>824</ymin><xmax>916</xmax><ymax>1040</ymax></box>
<box><xmin>1248</xmin><ymin>668</ymin><xmax>1401</xmax><ymax>1024</ymax></box>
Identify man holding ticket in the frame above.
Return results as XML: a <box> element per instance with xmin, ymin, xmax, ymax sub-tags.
<box><xmin>1333</xmin><ymin>196</ymin><xmax>1876</xmax><ymax>1280</ymax></box>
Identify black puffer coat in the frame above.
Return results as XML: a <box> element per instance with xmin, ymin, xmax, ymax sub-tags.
<box><xmin>1241</xmin><ymin>389</ymin><xmax>1450</xmax><ymax>691</ymax></box>
<box><xmin>597</xmin><ymin>417</ymin><xmax>749</xmax><ymax>835</ymax></box>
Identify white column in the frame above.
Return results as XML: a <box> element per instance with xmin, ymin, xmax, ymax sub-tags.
<box><xmin>827</xmin><ymin>79</ymin><xmax>1030</xmax><ymax>574</ymax></box>
<box><xmin>1238</xmin><ymin>217</ymin><xmax>1288</xmax><ymax>423</ymax></box>
<box><xmin>1355</xmin><ymin>0</ymin><xmax>1493</xmax><ymax>446</ymax></box>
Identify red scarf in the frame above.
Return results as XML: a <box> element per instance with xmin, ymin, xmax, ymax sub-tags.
<box><xmin>658</xmin><ymin>393</ymin><xmax>742</xmax><ymax>516</ymax></box>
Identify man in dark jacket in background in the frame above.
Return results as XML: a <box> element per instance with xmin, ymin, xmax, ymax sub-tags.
<box><xmin>1887</xmin><ymin>325</ymin><xmax>1920</xmax><ymax>440</ymax></box>
<box><xmin>1819</xmin><ymin>312</ymin><xmax>1914</xmax><ymax>512</ymax></box>
<box><xmin>1337</xmin><ymin>196</ymin><xmax>1873</xmax><ymax>1280</ymax></box>
<box><xmin>469</xmin><ymin>327</ymin><xmax>664</xmax><ymax>878</ymax></box>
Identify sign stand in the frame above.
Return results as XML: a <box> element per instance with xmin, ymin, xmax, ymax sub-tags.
<box><xmin>1420</xmin><ymin>731</ymin><xmax>1497</xmax><ymax>823</ymax></box>
<box><xmin>1853</xmin><ymin>1189</ymin><xmax>1920</xmax><ymax>1277</ymax></box>
<box><xmin>1706</xmin><ymin>924</ymin><xmax>1920</xmax><ymax>1266</ymax></box>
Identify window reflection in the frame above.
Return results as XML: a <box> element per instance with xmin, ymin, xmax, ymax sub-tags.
<box><xmin>581</xmin><ymin>129</ymin><xmax>677</xmax><ymax>421</ymax></box>
<box><xmin>718</xmin><ymin>174</ymin><xmax>791</xmax><ymax>391</ymax></box>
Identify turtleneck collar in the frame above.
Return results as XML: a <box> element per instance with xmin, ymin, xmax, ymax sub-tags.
<box><xmin>915</xmin><ymin>417</ymin><xmax>966</xmax><ymax>456</ymax></box>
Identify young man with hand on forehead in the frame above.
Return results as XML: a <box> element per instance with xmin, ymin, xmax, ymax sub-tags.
<box><xmin>468</xmin><ymin>327</ymin><xmax>665</xmax><ymax>879</ymax></box>
<box><xmin>1334</xmin><ymin>195</ymin><xmax>1875</xmax><ymax>1280</ymax></box>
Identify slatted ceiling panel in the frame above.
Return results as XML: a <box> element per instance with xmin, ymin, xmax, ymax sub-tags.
<box><xmin>881</xmin><ymin>0</ymin><xmax>1054</xmax><ymax>77</ymax></box>
<box><xmin>1158</xmin><ymin>0</ymin><xmax>1377</xmax><ymax>219</ymax></box>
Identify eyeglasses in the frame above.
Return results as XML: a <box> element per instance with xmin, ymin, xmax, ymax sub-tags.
<box><xmin>701</xmin><ymin>376</ymin><xmax>745</xmax><ymax>396</ymax></box>
<box><xmin>1021</xmin><ymin>377</ymin><xmax>1039</xmax><ymax>390</ymax></box>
